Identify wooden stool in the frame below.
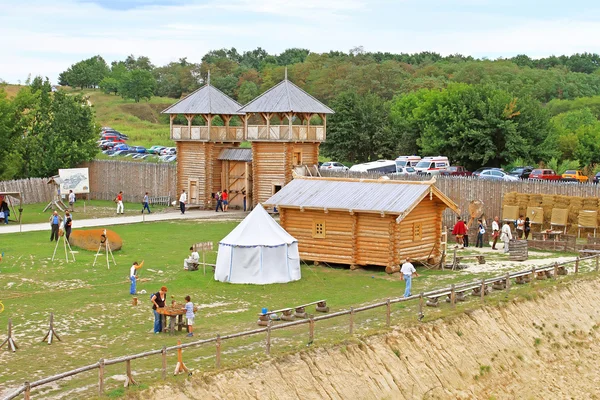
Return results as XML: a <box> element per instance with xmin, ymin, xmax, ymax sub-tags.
<box><xmin>515</xmin><ymin>275</ymin><xmax>531</xmax><ymax>284</ymax></box>
<box><xmin>492</xmin><ymin>280</ymin><xmax>506</xmax><ymax>290</ymax></box>
<box><xmin>557</xmin><ymin>266</ymin><xmax>568</xmax><ymax>276</ymax></box>
<box><xmin>257</xmin><ymin>314</ymin><xmax>270</xmax><ymax>326</ymax></box>
<box><xmin>316</xmin><ymin>301</ymin><xmax>329</xmax><ymax>312</ymax></box>
<box><xmin>280</xmin><ymin>309</ymin><xmax>294</xmax><ymax>321</ymax></box>
<box><xmin>472</xmin><ymin>285</ymin><xmax>489</xmax><ymax>296</ymax></box>
<box><xmin>426</xmin><ymin>297</ymin><xmax>440</xmax><ymax>307</ymax></box>
<box><xmin>295</xmin><ymin>306</ymin><xmax>307</xmax><ymax>319</ymax></box>
<box><xmin>536</xmin><ymin>271</ymin><xmax>547</xmax><ymax>280</ymax></box>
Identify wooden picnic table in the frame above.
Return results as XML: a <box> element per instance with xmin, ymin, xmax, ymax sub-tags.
<box><xmin>542</xmin><ymin>230</ymin><xmax>562</xmax><ymax>241</ymax></box>
<box><xmin>156</xmin><ymin>306</ymin><xmax>197</xmax><ymax>335</ymax></box>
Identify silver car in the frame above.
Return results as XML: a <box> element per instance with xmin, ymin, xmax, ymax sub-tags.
<box><xmin>478</xmin><ymin>169</ymin><xmax>518</xmax><ymax>181</ymax></box>
<box><xmin>319</xmin><ymin>162</ymin><xmax>348</xmax><ymax>171</ymax></box>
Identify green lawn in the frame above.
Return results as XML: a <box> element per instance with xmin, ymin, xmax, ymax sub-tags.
<box><xmin>11</xmin><ymin>200</ymin><xmax>168</xmax><ymax>225</ymax></box>
<box><xmin>0</xmin><ymin>220</ymin><xmax>592</xmax><ymax>398</ymax></box>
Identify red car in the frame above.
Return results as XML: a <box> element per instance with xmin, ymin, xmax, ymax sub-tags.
<box><xmin>440</xmin><ymin>166</ymin><xmax>472</xmax><ymax>177</ymax></box>
<box><xmin>528</xmin><ymin>169</ymin><xmax>562</xmax><ymax>181</ymax></box>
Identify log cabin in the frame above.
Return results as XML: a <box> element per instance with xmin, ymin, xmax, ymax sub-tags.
<box><xmin>263</xmin><ymin>176</ymin><xmax>459</xmax><ymax>272</ymax></box>
<box><xmin>163</xmin><ymin>69</ymin><xmax>334</xmax><ymax>209</ymax></box>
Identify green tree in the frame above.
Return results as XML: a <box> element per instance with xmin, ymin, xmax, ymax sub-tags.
<box><xmin>99</xmin><ymin>77</ymin><xmax>119</xmax><ymax>95</ymax></box>
<box><xmin>237</xmin><ymin>81</ymin><xmax>259</xmax><ymax>104</ymax></box>
<box><xmin>119</xmin><ymin>69</ymin><xmax>156</xmax><ymax>102</ymax></box>
<box><xmin>322</xmin><ymin>91</ymin><xmax>393</xmax><ymax>163</ymax></box>
<box><xmin>551</xmin><ymin>108</ymin><xmax>600</xmax><ymax>165</ymax></box>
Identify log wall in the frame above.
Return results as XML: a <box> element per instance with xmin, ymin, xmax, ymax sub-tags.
<box><xmin>355</xmin><ymin>213</ymin><xmax>397</xmax><ymax>267</ymax></box>
<box><xmin>397</xmin><ymin>198</ymin><xmax>445</xmax><ymax>261</ymax></box>
<box><xmin>252</xmin><ymin>142</ymin><xmax>287</xmax><ymax>205</ymax></box>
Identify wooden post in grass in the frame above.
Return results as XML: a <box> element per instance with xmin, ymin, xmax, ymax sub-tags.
<box><xmin>24</xmin><ymin>382</ymin><xmax>30</xmax><ymax>400</ymax></box>
<box><xmin>309</xmin><ymin>315</ymin><xmax>315</xmax><ymax>345</ymax></box>
<box><xmin>386</xmin><ymin>299</ymin><xmax>391</xmax><ymax>327</ymax></box>
<box><xmin>575</xmin><ymin>257</ymin><xmax>580</xmax><ymax>274</ymax></box>
<box><xmin>418</xmin><ymin>293</ymin><xmax>424</xmax><ymax>320</ymax></box>
<box><xmin>98</xmin><ymin>359</ymin><xmax>105</xmax><ymax>396</ymax></box>
<box><xmin>41</xmin><ymin>313</ymin><xmax>61</xmax><ymax>345</ymax></box>
<box><xmin>0</xmin><ymin>319</ymin><xmax>18</xmax><ymax>352</ymax></box>
<box><xmin>553</xmin><ymin>262</ymin><xmax>558</xmax><ymax>279</ymax></box>
<box><xmin>215</xmin><ymin>334</ymin><xmax>221</xmax><ymax>368</ymax></box>
<box><xmin>531</xmin><ymin>267</ymin><xmax>536</xmax><ymax>287</ymax></box>
<box><xmin>450</xmin><ymin>284</ymin><xmax>456</xmax><ymax>308</ymax></box>
<box><xmin>266</xmin><ymin>320</ymin><xmax>272</xmax><ymax>356</ymax></box>
<box><xmin>480</xmin><ymin>279</ymin><xmax>485</xmax><ymax>304</ymax></box>
<box><xmin>173</xmin><ymin>340</ymin><xmax>189</xmax><ymax>375</ymax></box>
<box><xmin>505</xmin><ymin>272</ymin><xmax>510</xmax><ymax>297</ymax></box>
<box><xmin>125</xmin><ymin>360</ymin><xmax>137</xmax><ymax>387</ymax></box>
<box><xmin>161</xmin><ymin>346</ymin><xmax>167</xmax><ymax>380</ymax></box>
<box><xmin>349</xmin><ymin>307</ymin><xmax>355</xmax><ymax>335</ymax></box>
<box><xmin>596</xmin><ymin>255</ymin><xmax>599</xmax><ymax>272</ymax></box>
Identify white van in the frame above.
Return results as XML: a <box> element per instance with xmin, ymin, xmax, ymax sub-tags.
<box><xmin>395</xmin><ymin>156</ymin><xmax>421</xmax><ymax>172</ymax></box>
<box><xmin>349</xmin><ymin>160</ymin><xmax>397</xmax><ymax>174</ymax></box>
<box><xmin>414</xmin><ymin>156</ymin><xmax>449</xmax><ymax>175</ymax></box>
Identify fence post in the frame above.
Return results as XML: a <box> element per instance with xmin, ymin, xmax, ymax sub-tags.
<box><xmin>98</xmin><ymin>358</ymin><xmax>105</xmax><ymax>396</ymax></box>
<box><xmin>386</xmin><ymin>299</ymin><xmax>391</xmax><ymax>327</ymax></box>
<box><xmin>266</xmin><ymin>320</ymin><xmax>272</xmax><ymax>356</ymax></box>
<box><xmin>308</xmin><ymin>314</ymin><xmax>315</xmax><ymax>345</ymax></box>
<box><xmin>418</xmin><ymin>293</ymin><xmax>424</xmax><ymax>320</ymax></box>
<box><xmin>505</xmin><ymin>272</ymin><xmax>510</xmax><ymax>297</ymax></box>
<box><xmin>450</xmin><ymin>284</ymin><xmax>456</xmax><ymax>308</ymax></box>
<box><xmin>480</xmin><ymin>279</ymin><xmax>485</xmax><ymax>304</ymax></box>
<box><xmin>125</xmin><ymin>359</ymin><xmax>137</xmax><ymax>387</ymax></box>
<box><xmin>596</xmin><ymin>255</ymin><xmax>599</xmax><ymax>272</ymax></box>
<box><xmin>215</xmin><ymin>334</ymin><xmax>221</xmax><ymax>368</ymax></box>
<box><xmin>531</xmin><ymin>267</ymin><xmax>536</xmax><ymax>286</ymax></box>
<box><xmin>349</xmin><ymin>307</ymin><xmax>354</xmax><ymax>335</ymax></box>
<box><xmin>553</xmin><ymin>262</ymin><xmax>558</xmax><ymax>279</ymax></box>
<box><xmin>575</xmin><ymin>257</ymin><xmax>580</xmax><ymax>274</ymax></box>
<box><xmin>161</xmin><ymin>346</ymin><xmax>167</xmax><ymax>380</ymax></box>
<box><xmin>24</xmin><ymin>381</ymin><xmax>30</xmax><ymax>400</ymax></box>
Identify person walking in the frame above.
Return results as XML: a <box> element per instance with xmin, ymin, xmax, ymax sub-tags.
<box><xmin>49</xmin><ymin>211</ymin><xmax>63</xmax><ymax>242</ymax></box>
<box><xmin>129</xmin><ymin>261</ymin><xmax>143</xmax><ymax>295</ymax></box>
<box><xmin>400</xmin><ymin>258</ymin><xmax>419</xmax><ymax>298</ymax></box>
<box><xmin>524</xmin><ymin>217</ymin><xmax>531</xmax><ymax>240</ymax></box>
<box><xmin>242</xmin><ymin>189</ymin><xmax>247</xmax><ymax>212</ymax></box>
<box><xmin>179</xmin><ymin>190</ymin><xmax>187</xmax><ymax>214</ymax></box>
<box><xmin>0</xmin><ymin>198</ymin><xmax>9</xmax><ymax>225</ymax></box>
<box><xmin>491</xmin><ymin>216</ymin><xmax>500</xmax><ymax>250</ymax></box>
<box><xmin>115</xmin><ymin>191</ymin><xmax>124</xmax><ymax>214</ymax></box>
<box><xmin>151</xmin><ymin>286</ymin><xmax>167</xmax><ymax>334</ymax></box>
<box><xmin>68</xmin><ymin>190</ymin><xmax>76</xmax><ymax>212</ymax></box>
<box><xmin>476</xmin><ymin>219</ymin><xmax>485</xmax><ymax>248</ymax></box>
<box><xmin>452</xmin><ymin>217</ymin><xmax>467</xmax><ymax>248</ymax></box>
<box><xmin>516</xmin><ymin>215</ymin><xmax>524</xmax><ymax>239</ymax></box>
<box><xmin>142</xmin><ymin>192</ymin><xmax>151</xmax><ymax>214</ymax></box>
<box><xmin>501</xmin><ymin>221</ymin><xmax>513</xmax><ymax>253</ymax></box>
<box><xmin>215</xmin><ymin>190</ymin><xmax>224</xmax><ymax>212</ymax></box>
<box><xmin>64</xmin><ymin>211</ymin><xmax>73</xmax><ymax>240</ymax></box>
<box><xmin>222</xmin><ymin>189</ymin><xmax>229</xmax><ymax>212</ymax></box>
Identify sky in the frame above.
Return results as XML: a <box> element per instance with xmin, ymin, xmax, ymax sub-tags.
<box><xmin>2</xmin><ymin>0</ymin><xmax>600</xmax><ymax>84</ymax></box>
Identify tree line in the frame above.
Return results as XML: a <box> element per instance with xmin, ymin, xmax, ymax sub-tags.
<box><xmin>50</xmin><ymin>48</ymin><xmax>600</xmax><ymax>172</ymax></box>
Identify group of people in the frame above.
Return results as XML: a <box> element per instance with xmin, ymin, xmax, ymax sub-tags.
<box><xmin>49</xmin><ymin>210</ymin><xmax>73</xmax><ymax>241</ymax></box>
<box><xmin>214</xmin><ymin>189</ymin><xmax>229</xmax><ymax>212</ymax></box>
<box><xmin>452</xmin><ymin>215</ymin><xmax>531</xmax><ymax>253</ymax></box>
<box><xmin>148</xmin><ymin>286</ymin><xmax>196</xmax><ymax>337</ymax></box>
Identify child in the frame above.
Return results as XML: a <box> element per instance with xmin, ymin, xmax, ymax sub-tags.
<box><xmin>184</xmin><ymin>295</ymin><xmax>194</xmax><ymax>337</ymax></box>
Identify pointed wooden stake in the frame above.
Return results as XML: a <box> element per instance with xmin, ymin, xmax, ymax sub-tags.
<box><xmin>124</xmin><ymin>359</ymin><xmax>137</xmax><ymax>387</ymax></box>
<box><xmin>41</xmin><ymin>313</ymin><xmax>61</xmax><ymax>344</ymax></box>
<box><xmin>0</xmin><ymin>318</ymin><xmax>18</xmax><ymax>352</ymax></box>
<box><xmin>173</xmin><ymin>340</ymin><xmax>190</xmax><ymax>376</ymax></box>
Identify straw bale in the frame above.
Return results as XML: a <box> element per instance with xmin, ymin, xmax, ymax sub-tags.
<box><xmin>69</xmin><ymin>229</ymin><xmax>123</xmax><ymax>251</ymax></box>
<box><xmin>529</xmin><ymin>194</ymin><xmax>543</xmax><ymax>206</ymax></box>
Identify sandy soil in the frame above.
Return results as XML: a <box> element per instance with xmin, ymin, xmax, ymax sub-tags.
<box><xmin>139</xmin><ymin>278</ymin><xmax>600</xmax><ymax>400</ymax></box>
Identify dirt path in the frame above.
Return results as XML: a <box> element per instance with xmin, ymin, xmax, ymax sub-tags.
<box><xmin>139</xmin><ymin>278</ymin><xmax>600</xmax><ymax>399</ymax></box>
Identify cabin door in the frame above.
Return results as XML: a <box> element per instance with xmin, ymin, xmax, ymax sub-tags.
<box><xmin>188</xmin><ymin>179</ymin><xmax>199</xmax><ymax>204</ymax></box>
<box><xmin>225</xmin><ymin>161</ymin><xmax>247</xmax><ymax>210</ymax></box>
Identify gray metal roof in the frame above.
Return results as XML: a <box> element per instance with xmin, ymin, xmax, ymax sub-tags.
<box><xmin>264</xmin><ymin>178</ymin><xmax>457</xmax><ymax>215</ymax></box>
<box><xmin>218</xmin><ymin>148</ymin><xmax>253</xmax><ymax>162</ymax></box>
<box><xmin>162</xmin><ymin>84</ymin><xmax>245</xmax><ymax>115</ymax></box>
<box><xmin>238</xmin><ymin>79</ymin><xmax>334</xmax><ymax>114</ymax></box>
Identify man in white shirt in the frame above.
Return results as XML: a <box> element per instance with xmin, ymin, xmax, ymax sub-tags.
<box><xmin>184</xmin><ymin>246</ymin><xmax>200</xmax><ymax>270</ymax></box>
<box><xmin>491</xmin><ymin>216</ymin><xmax>500</xmax><ymax>250</ymax></box>
<box><xmin>400</xmin><ymin>258</ymin><xmax>419</xmax><ymax>298</ymax></box>
<box><xmin>179</xmin><ymin>190</ymin><xmax>187</xmax><ymax>214</ymax></box>
<box><xmin>129</xmin><ymin>261</ymin><xmax>143</xmax><ymax>295</ymax></box>
<box><xmin>501</xmin><ymin>222</ymin><xmax>513</xmax><ymax>253</ymax></box>
<box><xmin>68</xmin><ymin>190</ymin><xmax>76</xmax><ymax>212</ymax></box>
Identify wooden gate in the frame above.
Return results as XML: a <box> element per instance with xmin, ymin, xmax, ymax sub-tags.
<box><xmin>188</xmin><ymin>179</ymin><xmax>199</xmax><ymax>204</ymax></box>
<box><xmin>222</xmin><ymin>161</ymin><xmax>249</xmax><ymax>210</ymax></box>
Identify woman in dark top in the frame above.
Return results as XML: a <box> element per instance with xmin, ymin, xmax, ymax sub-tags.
<box><xmin>151</xmin><ymin>286</ymin><xmax>167</xmax><ymax>334</ymax></box>
<box><xmin>524</xmin><ymin>217</ymin><xmax>531</xmax><ymax>240</ymax></box>
<box><xmin>64</xmin><ymin>211</ymin><xmax>72</xmax><ymax>240</ymax></box>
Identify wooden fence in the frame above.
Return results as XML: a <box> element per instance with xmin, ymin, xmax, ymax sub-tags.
<box><xmin>3</xmin><ymin>254</ymin><xmax>599</xmax><ymax>400</ymax></box>
<box><xmin>320</xmin><ymin>171</ymin><xmax>600</xmax><ymax>228</ymax></box>
<box><xmin>0</xmin><ymin>178</ymin><xmax>53</xmax><ymax>204</ymax></box>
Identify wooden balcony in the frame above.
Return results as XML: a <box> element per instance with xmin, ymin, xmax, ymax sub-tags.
<box><xmin>247</xmin><ymin>125</ymin><xmax>325</xmax><ymax>142</ymax></box>
<box><xmin>171</xmin><ymin>125</ymin><xmax>244</xmax><ymax>142</ymax></box>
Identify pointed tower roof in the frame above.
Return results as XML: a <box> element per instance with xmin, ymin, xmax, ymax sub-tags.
<box><xmin>162</xmin><ymin>73</ymin><xmax>245</xmax><ymax>115</ymax></box>
<box><xmin>238</xmin><ymin>72</ymin><xmax>334</xmax><ymax>115</ymax></box>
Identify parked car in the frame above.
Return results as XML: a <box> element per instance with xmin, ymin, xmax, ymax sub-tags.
<box><xmin>508</xmin><ymin>166</ymin><xmax>534</xmax><ymax>180</ymax></box>
<box><xmin>439</xmin><ymin>166</ymin><xmax>472</xmax><ymax>176</ymax></box>
<box><xmin>529</xmin><ymin>169</ymin><xmax>562</xmax><ymax>181</ymax></box>
<box><xmin>147</xmin><ymin>145</ymin><xmax>166</xmax><ymax>154</ymax></box>
<box><xmin>478</xmin><ymin>169</ymin><xmax>518</xmax><ymax>181</ymax></box>
<box><xmin>319</xmin><ymin>161</ymin><xmax>348</xmax><ymax>171</ymax></box>
<box><xmin>113</xmin><ymin>144</ymin><xmax>132</xmax><ymax>152</ymax></box>
<box><xmin>109</xmin><ymin>150</ymin><xmax>128</xmax><ymax>157</ymax></box>
<box><xmin>390</xmin><ymin>166</ymin><xmax>417</xmax><ymax>176</ymax></box>
<box><xmin>593</xmin><ymin>172</ymin><xmax>600</xmax><ymax>184</ymax></box>
<box><xmin>561</xmin><ymin>170</ymin><xmax>588</xmax><ymax>183</ymax></box>
<box><xmin>160</xmin><ymin>155</ymin><xmax>177</xmax><ymax>162</ymax></box>
<box><xmin>414</xmin><ymin>156</ymin><xmax>449</xmax><ymax>175</ymax></box>
<box><xmin>102</xmin><ymin>149</ymin><xmax>115</xmax><ymax>155</ymax></box>
<box><xmin>349</xmin><ymin>160</ymin><xmax>397</xmax><ymax>174</ymax></box>
<box><xmin>160</xmin><ymin>147</ymin><xmax>177</xmax><ymax>156</ymax></box>
<box><xmin>133</xmin><ymin>146</ymin><xmax>146</xmax><ymax>154</ymax></box>
<box><xmin>472</xmin><ymin>167</ymin><xmax>503</xmax><ymax>177</ymax></box>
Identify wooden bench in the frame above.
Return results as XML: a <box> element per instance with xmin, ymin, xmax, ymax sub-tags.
<box><xmin>256</xmin><ymin>300</ymin><xmax>329</xmax><ymax>326</ymax></box>
<box><xmin>426</xmin><ymin>290</ymin><xmax>468</xmax><ymax>307</ymax></box>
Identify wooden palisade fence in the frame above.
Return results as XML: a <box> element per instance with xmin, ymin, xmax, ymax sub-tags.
<box><xmin>3</xmin><ymin>254</ymin><xmax>599</xmax><ymax>400</ymax></box>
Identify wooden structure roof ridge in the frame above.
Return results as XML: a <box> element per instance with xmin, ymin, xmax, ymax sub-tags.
<box><xmin>161</xmin><ymin>79</ymin><xmax>245</xmax><ymax>115</ymax></box>
<box><xmin>238</xmin><ymin>78</ymin><xmax>334</xmax><ymax>114</ymax></box>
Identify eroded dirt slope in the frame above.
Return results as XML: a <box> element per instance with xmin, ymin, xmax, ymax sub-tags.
<box><xmin>142</xmin><ymin>279</ymin><xmax>600</xmax><ymax>399</ymax></box>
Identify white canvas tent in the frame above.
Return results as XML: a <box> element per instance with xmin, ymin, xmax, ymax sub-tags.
<box><xmin>215</xmin><ymin>204</ymin><xmax>301</xmax><ymax>284</ymax></box>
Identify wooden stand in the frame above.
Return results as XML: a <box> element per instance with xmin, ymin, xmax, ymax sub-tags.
<box><xmin>124</xmin><ymin>360</ymin><xmax>137</xmax><ymax>387</ymax></box>
<box><xmin>0</xmin><ymin>319</ymin><xmax>18</xmax><ymax>352</ymax></box>
<box><xmin>93</xmin><ymin>237</ymin><xmax>116</xmax><ymax>269</ymax></box>
<box><xmin>52</xmin><ymin>232</ymin><xmax>76</xmax><ymax>263</ymax></box>
<box><xmin>41</xmin><ymin>313</ymin><xmax>61</xmax><ymax>345</ymax></box>
<box><xmin>173</xmin><ymin>340</ymin><xmax>191</xmax><ymax>376</ymax></box>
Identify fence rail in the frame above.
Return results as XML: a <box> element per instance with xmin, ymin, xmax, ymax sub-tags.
<box><xmin>4</xmin><ymin>254</ymin><xmax>598</xmax><ymax>400</ymax></box>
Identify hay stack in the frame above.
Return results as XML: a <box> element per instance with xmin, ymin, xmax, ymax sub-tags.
<box><xmin>529</xmin><ymin>194</ymin><xmax>543</xmax><ymax>206</ymax></box>
<box><xmin>503</xmin><ymin>192</ymin><xmax>517</xmax><ymax>206</ymax></box>
<box><xmin>69</xmin><ymin>229</ymin><xmax>123</xmax><ymax>251</ymax></box>
<box><xmin>516</xmin><ymin>193</ymin><xmax>530</xmax><ymax>217</ymax></box>
<box><xmin>554</xmin><ymin>195</ymin><xmax>570</xmax><ymax>209</ymax></box>
<box><xmin>582</xmin><ymin>198</ymin><xmax>599</xmax><ymax>209</ymax></box>
<box><xmin>568</xmin><ymin>198</ymin><xmax>584</xmax><ymax>226</ymax></box>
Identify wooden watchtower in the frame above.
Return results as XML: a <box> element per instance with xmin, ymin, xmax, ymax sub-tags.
<box><xmin>238</xmin><ymin>70</ymin><xmax>334</xmax><ymax>206</ymax></box>
<box><xmin>162</xmin><ymin>74</ymin><xmax>246</xmax><ymax>208</ymax></box>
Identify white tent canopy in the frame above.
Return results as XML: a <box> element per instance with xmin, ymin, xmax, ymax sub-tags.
<box><xmin>214</xmin><ymin>204</ymin><xmax>301</xmax><ymax>284</ymax></box>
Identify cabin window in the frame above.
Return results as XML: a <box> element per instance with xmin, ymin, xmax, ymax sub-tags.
<box><xmin>413</xmin><ymin>223</ymin><xmax>422</xmax><ymax>241</ymax></box>
<box><xmin>293</xmin><ymin>151</ymin><xmax>302</xmax><ymax>166</ymax></box>
<box><xmin>273</xmin><ymin>185</ymin><xmax>282</xmax><ymax>194</ymax></box>
<box><xmin>313</xmin><ymin>220</ymin><xmax>326</xmax><ymax>238</ymax></box>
